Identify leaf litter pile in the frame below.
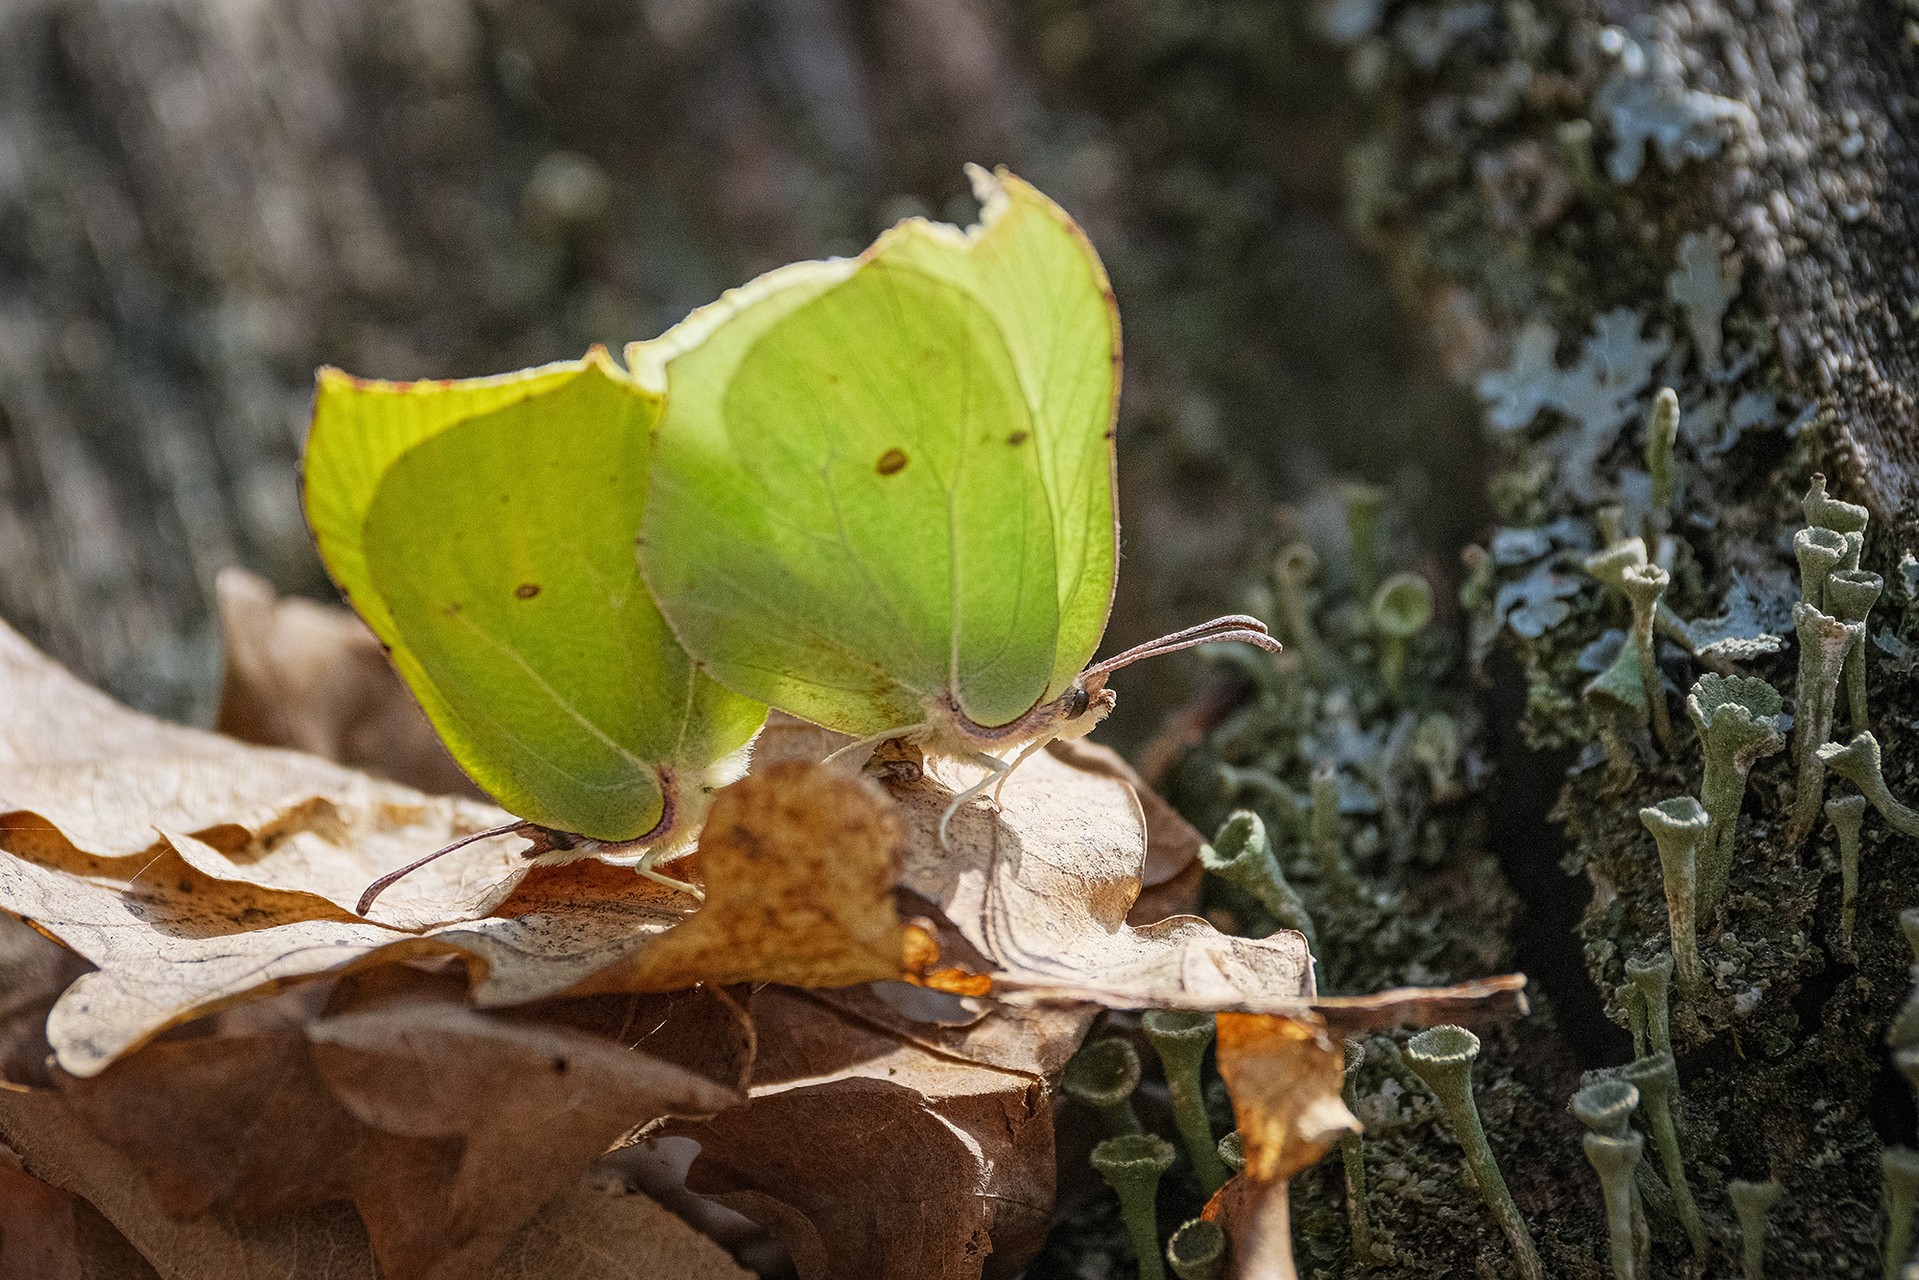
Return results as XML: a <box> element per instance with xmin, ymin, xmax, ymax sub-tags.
<box><xmin>0</xmin><ymin>575</ymin><xmax>1521</xmax><ymax>1278</ymax></box>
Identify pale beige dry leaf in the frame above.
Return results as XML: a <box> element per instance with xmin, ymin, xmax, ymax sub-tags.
<box><xmin>0</xmin><ymin>617</ymin><xmax>527</xmax><ymax>931</ymax></box>
<box><xmin>749</xmin><ymin>717</ymin><xmax>1326</xmax><ymax>1015</ymax></box>
<box><xmin>0</xmin><ymin>613</ymin><xmax>914</xmax><ymax>1071</ymax></box>
<box><xmin>214</xmin><ymin>567</ymin><xmax>481</xmax><ymax>800</ymax></box>
<box><xmin>1</xmin><ymin>1082</ymin><xmax>748</xmax><ymax>1280</ymax></box>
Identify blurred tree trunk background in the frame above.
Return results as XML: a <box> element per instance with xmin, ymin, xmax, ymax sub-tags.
<box><xmin>0</xmin><ymin>0</ymin><xmax>1475</xmax><ymax>736</ymax></box>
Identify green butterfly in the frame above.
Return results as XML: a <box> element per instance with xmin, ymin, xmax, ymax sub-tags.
<box><xmin>632</xmin><ymin>166</ymin><xmax>1277</xmax><ymax>839</ymax></box>
<box><xmin>302</xmin><ymin>351</ymin><xmax>766</xmax><ymax>911</ymax></box>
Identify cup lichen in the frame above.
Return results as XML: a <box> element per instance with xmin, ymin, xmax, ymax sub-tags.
<box><xmin>1825</xmin><ymin>794</ymin><xmax>1868</xmax><ymax>946</ymax></box>
<box><xmin>1404</xmin><ymin>1025</ymin><xmax>1543</xmax><ymax>1280</ymax></box>
<box><xmin>1274</xmin><ymin>543</ymin><xmax>1332</xmax><ymax>685</ymax></box>
<box><xmin>1803</xmin><ymin>472</ymin><xmax>1870</xmax><ymax>538</ymax></box>
<box><xmin>1818</xmin><ymin>733</ymin><xmax>1919</xmax><ymax>838</ymax></box>
<box><xmin>1584</xmin><ymin>1130</ymin><xmax>1646</xmax><ymax>1280</ymax></box>
<box><xmin>1199</xmin><ymin>809</ymin><xmax>1318</xmax><ymax>950</ymax></box>
<box><xmin>1620</xmin><ymin>562</ymin><xmax>1675</xmax><ymax>751</ymax></box>
<box><xmin>1143</xmin><ymin>1010</ymin><xmax>1230</xmax><ymax>1195</ymax></box>
<box><xmin>1686</xmin><ymin>674</ymin><xmax>1786</xmax><ymax>912</ymax></box>
<box><xmin>1788</xmin><ymin>602</ymin><xmax>1863</xmax><ymax>846</ymax></box>
<box><xmin>1091</xmin><ymin>1134</ymin><xmax>1178</xmax><ymax>1280</ymax></box>
<box><xmin>1795</xmin><ymin>525</ymin><xmax>1849</xmax><ymax>612</ymax></box>
<box><xmin>1625</xmin><ymin>952</ymin><xmax>1675</xmax><ymax>1060</ymax></box>
<box><xmin>1639</xmin><ymin>799</ymin><xmax>1707</xmax><ymax>994</ymax></box>
<box><xmin>1372</xmin><ymin>570</ymin><xmax>1433</xmax><ymax>701</ymax></box>
<box><xmin>1166</xmin><ymin>1218</ymin><xmax>1225</xmax><ymax>1280</ymax></box>
<box><xmin>1572</xmin><ymin>1078</ymin><xmax>1649</xmax><ymax>1277</ymax></box>
<box><xmin>1620</xmin><ymin>1052</ymin><xmax>1707</xmax><ymax>1261</ymax></box>
<box><xmin>1062</xmin><ymin>1036</ymin><xmax>1146</xmax><ymax>1136</ymax></box>
<box><xmin>1728</xmin><ymin>1177</ymin><xmax>1784</xmax><ymax>1280</ymax></box>
<box><xmin>1825</xmin><ymin>568</ymin><xmax>1883</xmax><ymax>732</ymax></box>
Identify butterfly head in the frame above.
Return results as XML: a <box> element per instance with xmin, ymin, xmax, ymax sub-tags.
<box><xmin>1052</xmin><ymin>675</ymin><xmax>1118</xmax><ymax>742</ymax></box>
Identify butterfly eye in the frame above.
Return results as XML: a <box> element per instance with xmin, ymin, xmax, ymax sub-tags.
<box><xmin>1067</xmin><ymin>686</ymin><xmax>1091</xmax><ymax>719</ymax></box>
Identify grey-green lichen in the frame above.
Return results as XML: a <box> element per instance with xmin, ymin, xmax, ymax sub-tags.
<box><xmin>1404</xmin><ymin>1026</ymin><xmax>1544</xmax><ymax>1280</ymax></box>
<box><xmin>1728</xmin><ymin>1177</ymin><xmax>1784</xmax><ymax>1280</ymax></box>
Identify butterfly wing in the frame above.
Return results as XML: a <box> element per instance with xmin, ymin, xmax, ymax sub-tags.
<box><xmin>304</xmin><ymin>351</ymin><xmax>763</xmax><ymax>839</ymax></box>
<box><xmin>633</xmin><ymin>168</ymin><xmax>1119</xmax><ymax>735</ymax></box>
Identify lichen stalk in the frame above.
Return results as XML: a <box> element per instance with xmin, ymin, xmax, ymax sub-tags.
<box><xmin>1885</xmin><ymin>1148</ymin><xmax>1919</xmax><ymax>1280</ymax></box>
<box><xmin>1625</xmin><ymin>953</ymin><xmax>1675</xmax><ymax>1060</ymax></box>
<box><xmin>1309</xmin><ymin>762</ymin><xmax>1359</xmax><ymax>903</ymax></box>
<box><xmin>1091</xmin><ymin>1134</ymin><xmax>1177</xmax><ymax>1280</ymax></box>
<box><xmin>1143</xmin><ymin>1011</ymin><xmax>1230</xmax><ymax>1195</ymax></box>
<box><xmin>1584</xmin><ymin>1131</ymin><xmax>1645</xmax><ymax>1280</ymax></box>
<box><xmin>1686</xmin><ymin>675</ymin><xmax>1786</xmax><ymax>912</ymax></box>
<box><xmin>1572</xmin><ymin>1079</ymin><xmax>1648</xmax><ymax>1277</ymax></box>
<box><xmin>1621</xmin><ymin>563</ymin><xmax>1675</xmax><ymax>751</ymax></box>
<box><xmin>1404</xmin><ymin>1026</ymin><xmax>1544</xmax><ymax>1280</ymax></box>
<box><xmin>1826</xmin><ymin>568</ymin><xmax>1883</xmax><ymax>733</ymax></box>
<box><xmin>1819</xmin><ymin>734</ymin><xmax>1919</xmax><ymax>838</ymax></box>
<box><xmin>1639</xmin><ymin>800</ymin><xmax>1707</xmax><ymax>995</ymax></box>
<box><xmin>1728</xmin><ymin>1178</ymin><xmax>1783</xmax><ymax>1280</ymax></box>
<box><xmin>1620</xmin><ymin>1053</ymin><xmax>1707</xmax><ymax>1262</ymax></box>
<box><xmin>1200</xmin><ymin>810</ymin><xmax>1317</xmax><ymax>950</ymax></box>
<box><xmin>1371</xmin><ymin>570</ymin><xmax>1433</xmax><ymax>703</ymax></box>
<box><xmin>1274</xmin><ymin>543</ymin><xmax>1331</xmax><ymax>685</ymax></box>
<box><xmin>1788</xmin><ymin>602</ymin><xmax>1863</xmax><ymax>846</ymax></box>
<box><xmin>1826</xmin><ymin>794</ymin><xmax>1868</xmax><ymax>946</ymax></box>
<box><xmin>1340</xmin><ymin>1039</ymin><xmax>1373</xmax><ymax>1263</ymax></box>
<box><xmin>1645</xmin><ymin>387</ymin><xmax>1680</xmax><ymax>536</ymax></box>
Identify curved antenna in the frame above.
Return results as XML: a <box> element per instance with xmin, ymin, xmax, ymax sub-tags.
<box><xmin>356</xmin><ymin>819</ymin><xmax>533</xmax><ymax>916</ymax></box>
<box><xmin>1086</xmin><ymin>615</ymin><xmax>1281</xmax><ymax>678</ymax></box>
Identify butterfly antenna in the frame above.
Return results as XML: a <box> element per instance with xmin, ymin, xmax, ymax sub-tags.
<box><xmin>1086</xmin><ymin>615</ymin><xmax>1281</xmax><ymax>677</ymax></box>
<box><xmin>356</xmin><ymin>819</ymin><xmax>534</xmax><ymax>916</ymax></box>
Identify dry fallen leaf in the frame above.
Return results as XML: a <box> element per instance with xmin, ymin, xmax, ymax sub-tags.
<box><xmin>664</xmin><ymin>982</ymin><xmax>1079</xmax><ymax>1280</ymax></box>
<box><xmin>1</xmin><ymin>1081</ymin><xmax>750</xmax><ymax>1280</ymax></box>
<box><xmin>0</xmin><ymin>616</ymin><xmax>528</xmax><ymax>933</ymax></box>
<box><xmin>0</xmin><ymin>915</ymin><xmax>89</xmax><ymax>1087</ymax></box>
<box><xmin>215</xmin><ymin>567</ymin><xmax>481</xmax><ymax>800</ymax></box>
<box><xmin>0</xmin><ymin>1144</ymin><xmax>159</xmax><ymax>1280</ymax></box>
<box><xmin>0</xmin><ymin>618</ymin><xmax>916</xmax><ymax>1072</ymax></box>
<box><xmin>34</xmin><ymin>970</ymin><xmax>740</xmax><ymax>1280</ymax></box>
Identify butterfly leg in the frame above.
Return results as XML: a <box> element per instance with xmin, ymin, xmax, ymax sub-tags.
<box><xmin>822</xmin><ymin>722</ymin><xmax>929</xmax><ymax>770</ymax></box>
<box><xmin>630</xmin><ymin>845</ymin><xmax>706</xmax><ymax>901</ymax></box>
<box><xmin>938</xmin><ymin>749</ymin><xmax>1012</xmax><ymax>850</ymax></box>
<box><xmin>989</xmin><ymin>736</ymin><xmax>1055</xmax><ymax>809</ymax></box>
